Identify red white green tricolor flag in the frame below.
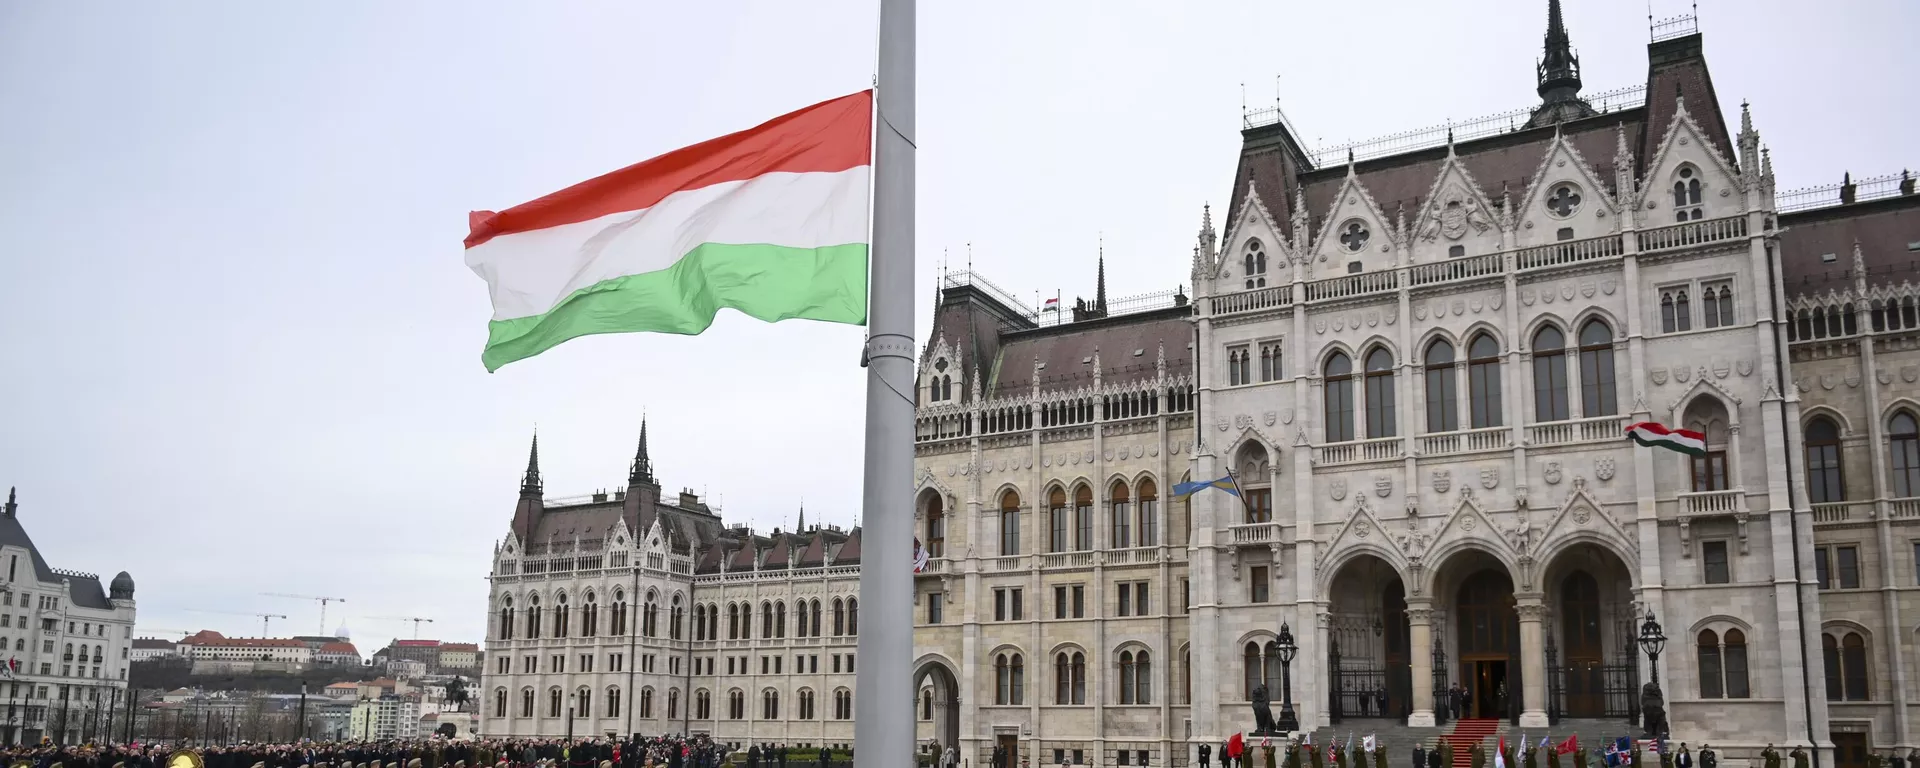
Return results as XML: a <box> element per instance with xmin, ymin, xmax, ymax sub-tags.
<box><xmin>465</xmin><ymin>91</ymin><xmax>874</xmax><ymax>372</ymax></box>
<box><xmin>1625</xmin><ymin>421</ymin><xmax>1707</xmax><ymax>456</ymax></box>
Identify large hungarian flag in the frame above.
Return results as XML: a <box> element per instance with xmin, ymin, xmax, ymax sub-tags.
<box><xmin>466</xmin><ymin>91</ymin><xmax>874</xmax><ymax>371</ymax></box>
<box><xmin>1625</xmin><ymin>422</ymin><xmax>1707</xmax><ymax>456</ymax></box>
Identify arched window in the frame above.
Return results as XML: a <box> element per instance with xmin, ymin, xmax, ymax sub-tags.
<box><xmin>494</xmin><ymin>688</ymin><xmax>507</xmax><ymax>718</ymax></box>
<box><xmin>1532</xmin><ymin>326</ymin><xmax>1569</xmax><ymax>421</ymax></box>
<box><xmin>1424</xmin><ymin>339</ymin><xmax>1458</xmax><ymax>433</ymax></box>
<box><xmin>1119</xmin><ymin>650</ymin><xmax>1137</xmax><ymax>704</ymax></box>
<box><xmin>1467</xmin><ymin>334</ymin><xmax>1503</xmax><ymax>428</ymax></box>
<box><xmin>706</xmin><ymin>602</ymin><xmax>719</xmax><ymax>640</ymax></box>
<box><xmin>847</xmin><ymin>597</ymin><xmax>859</xmax><ymax>635</ymax></box>
<box><xmin>762</xmin><ymin>688</ymin><xmax>780</xmax><ymax>720</ymax></box>
<box><xmin>1244</xmin><ymin>239</ymin><xmax>1268</xmax><ymax>290</ymax></box>
<box><xmin>1823</xmin><ymin>632</ymin><xmax>1870</xmax><ymax>701</ymax></box>
<box><xmin>1048</xmin><ymin>486</ymin><xmax>1069</xmax><ymax>553</ymax></box>
<box><xmin>671</xmin><ymin>594</ymin><xmax>683</xmax><ymax>640</ymax></box>
<box><xmin>1118</xmin><ymin>649</ymin><xmax>1152</xmax><ymax>705</ymax></box>
<box><xmin>795</xmin><ymin>598</ymin><xmax>810</xmax><ymax>638</ymax></box>
<box><xmin>1325</xmin><ymin>352</ymin><xmax>1355</xmax><ymax>442</ymax></box>
<box><xmin>761</xmin><ymin>601</ymin><xmax>774</xmax><ymax>638</ymax></box>
<box><xmin>833</xmin><ymin>598</ymin><xmax>846</xmax><ymax>636</ymax></box>
<box><xmin>1055</xmin><ymin>652</ymin><xmax>1074</xmax><ymax>705</ymax></box>
<box><xmin>554</xmin><ymin>593</ymin><xmax>569</xmax><ymax>638</ymax></box>
<box><xmin>995</xmin><ymin>653</ymin><xmax>1025</xmax><ymax>705</ymax></box>
<box><xmin>526</xmin><ymin>594</ymin><xmax>542</xmax><ymax>639</ymax></box>
<box><xmin>800</xmin><ymin>689</ymin><xmax>816</xmax><ymax>720</ymax></box>
<box><xmin>729</xmin><ymin>690</ymin><xmax>745</xmax><ymax>720</ymax></box>
<box><xmin>667</xmin><ymin>688</ymin><xmax>680</xmax><ymax>720</ymax></box>
<box><xmin>1110</xmin><ymin>481</ymin><xmax>1132</xmax><ymax>549</ymax></box>
<box><xmin>811</xmin><ymin>599</ymin><xmax>823</xmax><ymax>638</ymax></box>
<box><xmin>547</xmin><ymin>688</ymin><xmax>563</xmax><ymax>718</ymax></box>
<box><xmin>1138</xmin><ymin>479</ymin><xmax>1159</xmax><ymax>547</ymax></box>
<box><xmin>1000</xmin><ymin>490</ymin><xmax>1022</xmax><ymax>556</ymax></box>
<box><xmin>1892</xmin><ymin>413</ymin><xmax>1920</xmax><ymax>497</ymax></box>
<box><xmin>1243</xmin><ymin>643</ymin><xmax>1260</xmax><ymax>700</ymax></box>
<box><xmin>775</xmin><ymin>601</ymin><xmax>787</xmax><ymax>639</ymax></box>
<box><xmin>693</xmin><ymin>604</ymin><xmax>707</xmax><ymax>642</ymax></box>
<box><xmin>1364</xmin><ymin>348</ymin><xmax>1397</xmax><ymax>438</ymax></box>
<box><xmin>582</xmin><ymin>592</ymin><xmax>598</xmax><ymax>638</ymax></box>
<box><xmin>577</xmin><ymin>687</ymin><xmax>592</xmax><ymax>719</ymax></box>
<box><xmin>695</xmin><ymin>689</ymin><xmax>712</xmax><ymax>721</ymax></box>
<box><xmin>921</xmin><ymin>689</ymin><xmax>933</xmax><ymax>721</ymax></box>
<box><xmin>728</xmin><ymin>603</ymin><xmax>741</xmax><ymax>640</ymax></box>
<box><xmin>925</xmin><ymin>494</ymin><xmax>946</xmax><ymax>558</ymax></box>
<box><xmin>1698</xmin><ymin>630</ymin><xmax>1723</xmax><ymax>698</ymax></box>
<box><xmin>1673</xmin><ymin>167</ymin><xmax>1704</xmax><ymax>221</ymax></box>
<box><xmin>834</xmin><ymin>688</ymin><xmax>853</xmax><ymax>720</ymax></box>
<box><xmin>1074</xmin><ymin>485</ymin><xmax>1094</xmax><ymax>550</ymax></box>
<box><xmin>520</xmin><ymin>688</ymin><xmax>535</xmax><ymax>718</ymax></box>
<box><xmin>1182</xmin><ymin>649</ymin><xmax>1192</xmax><ymax>705</ymax></box>
<box><xmin>1724</xmin><ymin>629</ymin><xmax>1750</xmax><ymax>698</ymax></box>
<box><xmin>498</xmin><ymin>596</ymin><xmax>514</xmax><ymax>640</ymax></box>
<box><xmin>1805</xmin><ymin>417</ymin><xmax>1845</xmax><ymax>503</ymax></box>
<box><xmin>612</xmin><ymin>590</ymin><xmax>628</xmax><ymax>637</ymax></box>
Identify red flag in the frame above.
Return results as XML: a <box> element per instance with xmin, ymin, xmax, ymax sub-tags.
<box><xmin>1229</xmin><ymin>733</ymin><xmax>1245</xmax><ymax>759</ymax></box>
<box><xmin>1556</xmin><ymin>737</ymin><xmax>1578</xmax><ymax>756</ymax></box>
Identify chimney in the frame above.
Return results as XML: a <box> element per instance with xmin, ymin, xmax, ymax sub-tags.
<box><xmin>680</xmin><ymin>489</ymin><xmax>701</xmax><ymax>508</ymax></box>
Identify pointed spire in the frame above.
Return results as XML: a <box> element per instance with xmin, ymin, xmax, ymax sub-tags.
<box><xmin>1200</xmin><ymin>203</ymin><xmax>1215</xmax><ymax>240</ymax></box>
<box><xmin>520</xmin><ymin>432</ymin><xmax>542</xmax><ymax>496</ymax></box>
<box><xmin>1156</xmin><ymin>340</ymin><xmax>1167</xmax><ymax>380</ymax></box>
<box><xmin>1740</xmin><ymin>100</ymin><xmax>1754</xmax><ymax>134</ymax></box>
<box><xmin>3</xmin><ymin>487</ymin><xmax>14</xmax><ymax>519</ymax></box>
<box><xmin>629</xmin><ymin>418</ymin><xmax>656</xmax><ymax>486</ymax></box>
<box><xmin>1445</xmin><ymin>127</ymin><xmax>1456</xmax><ymax>154</ymax></box>
<box><xmin>797</xmin><ymin>502</ymin><xmax>807</xmax><ymax>533</ymax></box>
<box><xmin>1528</xmin><ymin>0</ymin><xmax>1594</xmax><ymax>128</ymax></box>
<box><xmin>1095</xmin><ymin>237</ymin><xmax>1108</xmax><ymax>314</ymax></box>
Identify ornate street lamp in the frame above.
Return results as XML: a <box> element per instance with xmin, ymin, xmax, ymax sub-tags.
<box><xmin>1275</xmin><ymin>621</ymin><xmax>1299</xmax><ymax>733</ymax></box>
<box><xmin>1637</xmin><ymin>611</ymin><xmax>1667</xmax><ymax>685</ymax></box>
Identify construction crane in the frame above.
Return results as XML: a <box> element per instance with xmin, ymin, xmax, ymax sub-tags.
<box><xmin>260</xmin><ymin>592</ymin><xmax>348</xmax><ymax>635</ymax></box>
<box><xmin>367</xmin><ymin>616</ymin><xmax>436</xmax><ymax>639</ymax></box>
<box><xmin>184</xmin><ymin>608</ymin><xmax>288</xmax><ymax>635</ymax></box>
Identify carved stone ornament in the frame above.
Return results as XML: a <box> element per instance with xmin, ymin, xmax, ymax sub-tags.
<box><xmin>1676</xmin><ymin>367</ymin><xmax>1692</xmax><ymax>383</ymax></box>
<box><xmin>1602</xmin><ymin>280</ymin><xmax>1618</xmax><ymax>295</ymax></box>
<box><xmin>1541</xmin><ymin>288</ymin><xmax>1555</xmax><ymax>304</ymax></box>
<box><xmin>1572</xmin><ymin>505</ymin><xmax>1592</xmax><ymax>525</ymax></box>
<box><xmin>1330</xmin><ymin>479</ymin><xmax>1348</xmax><ymax>501</ymax></box>
<box><xmin>1738</xmin><ymin>359</ymin><xmax>1755</xmax><ymax>377</ymax></box>
<box><xmin>1820</xmin><ymin>373</ymin><xmax>1835</xmax><ymax>390</ymax></box>
<box><xmin>1543</xmin><ymin>462</ymin><xmax>1563</xmax><ymax>485</ymax></box>
<box><xmin>1103</xmin><ymin>449</ymin><xmax>1114</xmax><ymax>462</ymax></box>
<box><xmin>1581</xmin><ymin>282</ymin><xmax>1596</xmax><ymax>298</ymax></box>
<box><xmin>1374</xmin><ymin>475</ymin><xmax>1392</xmax><ymax>498</ymax></box>
<box><xmin>1678</xmin><ymin>517</ymin><xmax>1693</xmax><ymax>556</ymax></box>
<box><xmin>1521</xmin><ymin>289</ymin><xmax>1536</xmax><ymax>306</ymax></box>
<box><xmin>1414</xmin><ymin>304</ymin><xmax>1428</xmax><ymax>320</ymax></box>
<box><xmin>1216</xmin><ymin>417</ymin><xmax>1230</xmax><ymax>431</ymax></box>
<box><xmin>1354</xmin><ymin>521</ymin><xmax>1372</xmax><ymax>539</ymax></box>
<box><xmin>1461</xmin><ymin>514</ymin><xmax>1477</xmax><ymax>531</ymax></box>
<box><xmin>1480</xmin><ymin>467</ymin><xmax>1500</xmax><ymax>489</ymax></box>
<box><xmin>1281</xmin><ymin>408</ymin><xmax>1295</xmax><ymax>425</ymax></box>
<box><xmin>1714</xmin><ymin>359</ymin><xmax>1731</xmax><ymax>379</ymax></box>
<box><xmin>1315</xmin><ymin>319</ymin><xmax>1327</xmax><ymax>334</ymax></box>
<box><xmin>1596</xmin><ymin>457</ymin><xmax>1616</xmax><ymax>481</ymax></box>
<box><xmin>1879</xmin><ymin>369</ymin><xmax>1893</xmax><ymax>385</ymax></box>
<box><xmin>1490</xmin><ymin>292</ymin><xmax>1505</xmax><ymax>310</ymax></box>
<box><xmin>1041</xmin><ymin>456</ymin><xmax>1051</xmax><ymax>468</ymax></box>
<box><xmin>1514</xmin><ymin>485</ymin><xmax>1530</xmax><ymax>509</ymax></box>
<box><xmin>1432</xmin><ymin>469</ymin><xmax>1453</xmax><ymax>494</ymax></box>
<box><xmin>1264</xmin><ymin>411</ymin><xmax>1277</xmax><ymax>427</ymax></box>
<box><xmin>1235</xmin><ymin>414</ymin><xmax>1254</xmax><ymax>430</ymax></box>
<box><xmin>1651</xmin><ymin>368</ymin><xmax>1668</xmax><ymax>386</ymax></box>
<box><xmin>1904</xmin><ymin>366</ymin><xmax>1919</xmax><ymax>383</ymax></box>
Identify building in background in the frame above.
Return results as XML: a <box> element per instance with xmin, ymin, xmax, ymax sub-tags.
<box><xmin>0</xmin><ymin>488</ymin><xmax>137</xmax><ymax>746</ymax></box>
<box><xmin>438</xmin><ymin>643</ymin><xmax>481</xmax><ymax>673</ymax></box>
<box><xmin>129</xmin><ymin>638</ymin><xmax>178</xmax><ymax>662</ymax></box>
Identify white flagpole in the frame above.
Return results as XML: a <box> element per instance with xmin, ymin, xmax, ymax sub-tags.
<box><xmin>853</xmin><ymin>0</ymin><xmax>915</xmax><ymax>766</ymax></box>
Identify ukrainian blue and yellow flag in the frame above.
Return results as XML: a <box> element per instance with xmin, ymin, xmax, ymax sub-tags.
<box><xmin>1172</xmin><ymin>474</ymin><xmax>1240</xmax><ymax>499</ymax></box>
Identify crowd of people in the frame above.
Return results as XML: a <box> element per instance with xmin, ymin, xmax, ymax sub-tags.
<box><xmin>0</xmin><ymin>735</ymin><xmax>839</xmax><ymax>768</ymax></box>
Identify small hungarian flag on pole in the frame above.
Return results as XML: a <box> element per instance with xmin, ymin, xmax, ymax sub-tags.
<box><xmin>1625</xmin><ymin>422</ymin><xmax>1707</xmax><ymax>456</ymax></box>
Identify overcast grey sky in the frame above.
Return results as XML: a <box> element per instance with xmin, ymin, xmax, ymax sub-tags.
<box><xmin>1</xmin><ymin>1</ymin><xmax>1910</xmax><ymax>655</ymax></box>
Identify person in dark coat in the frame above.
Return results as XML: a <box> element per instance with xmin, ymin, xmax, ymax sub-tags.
<box><xmin>776</xmin><ymin>747</ymin><xmax>787</xmax><ymax>768</ymax></box>
<box><xmin>1427</xmin><ymin>747</ymin><xmax>1442</xmax><ymax>768</ymax></box>
<box><xmin>1413</xmin><ymin>746</ymin><xmax>1427</xmax><ymax>768</ymax></box>
<box><xmin>746</xmin><ymin>746</ymin><xmax>761</xmax><ymax>768</ymax></box>
<box><xmin>1198</xmin><ymin>744</ymin><xmax>1211</xmax><ymax>768</ymax></box>
<box><xmin>817</xmin><ymin>747</ymin><xmax>830</xmax><ymax>768</ymax></box>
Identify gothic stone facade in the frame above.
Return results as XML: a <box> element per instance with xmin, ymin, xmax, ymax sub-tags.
<box><xmin>481</xmin><ymin>430</ymin><xmax>868</xmax><ymax>749</ymax></box>
<box><xmin>908</xmin><ymin>19</ymin><xmax>1919</xmax><ymax>768</ymax></box>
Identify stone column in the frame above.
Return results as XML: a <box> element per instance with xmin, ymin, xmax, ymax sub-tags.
<box><xmin>1406</xmin><ymin>601</ymin><xmax>1436</xmax><ymax>727</ymax></box>
<box><xmin>1516</xmin><ymin>593</ymin><xmax>1549</xmax><ymax>728</ymax></box>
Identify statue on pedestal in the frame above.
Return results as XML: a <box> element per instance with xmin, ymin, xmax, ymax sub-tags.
<box><xmin>1640</xmin><ymin>682</ymin><xmax>1668</xmax><ymax>739</ymax></box>
<box><xmin>1251</xmin><ymin>683</ymin><xmax>1277</xmax><ymax>735</ymax></box>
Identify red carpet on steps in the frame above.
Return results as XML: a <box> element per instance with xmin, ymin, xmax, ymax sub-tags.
<box><xmin>1440</xmin><ymin>719</ymin><xmax>1502</xmax><ymax>750</ymax></box>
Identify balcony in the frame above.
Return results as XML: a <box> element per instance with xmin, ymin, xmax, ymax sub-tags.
<box><xmin>917</xmin><ymin>558</ymin><xmax>949</xmax><ymax>575</ymax></box>
<box><xmin>1526</xmin><ymin>415</ymin><xmax>1626</xmax><ymax>447</ymax></box>
<box><xmin>1679</xmin><ymin>489</ymin><xmax>1744</xmax><ymax>516</ymax></box>
<box><xmin>1419</xmin><ymin>426</ymin><xmax>1511</xmax><ymax>457</ymax></box>
<box><xmin>1812</xmin><ymin>501</ymin><xmax>1872</xmax><ymax>525</ymax></box>
<box><xmin>1409</xmin><ymin>252</ymin><xmax>1505</xmax><ymax>286</ymax></box>
<box><xmin>1304</xmin><ymin>269</ymin><xmax>1400</xmax><ymax>303</ymax></box>
<box><xmin>1040</xmin><ymin>552</ymin><xmax>1094</xmax><ymax>570</ymax></box>
<box><xmin>1515</xmin><ymin>233</ymin><xmax>1624</xmax><ymax>270</ymax></box>
<box><xmin>991</xmin><ymin>556</ymin><xmax>1026</xmax><ymax>572</ymax></box>
<box><xmin>1636</xmin><ymin>216</ymin><xmax>1748</xmax><ymax>253</ymax></box>
<box><xmin>1229</xmin><ymin>522</ymin><xmax>1280</xmax><ymax>546</ymax></box>
<box><xmin>1206</xmin><ymin>285</ymin><xmax>1293</xmax><ymax>316</ymax></box>
<box><xmin>1315</xmin><ymin>436</ymin><xmax>1405</xmax><ymax>466</ymax></box>
<box><xmin>1106</xmin><ymin>547</ymin><xmax>1158</xmax><ymax>565</ymax></box>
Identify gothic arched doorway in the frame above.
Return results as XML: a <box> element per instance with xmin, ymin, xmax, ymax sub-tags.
<box><xmin>1455</xmin><ymin>569</ymin><xmax>1518</xmax><ymax>719</ymax></box>
<box><xmin>1325</xmin><ymin>554</ymin><xmax>1413</xmax><ymax>721</ymax></box>
<box><xmin>1542</xmin><ymin>541</ymin><xmax>1638</xmax><ymax>720</ymax></box>
<box><xmin>914</xmin><ymin>659</ymin><xmax>961</xmax><ymax>758</ymax></box>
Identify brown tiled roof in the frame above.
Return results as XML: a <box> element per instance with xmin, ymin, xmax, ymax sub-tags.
<box><xmin>1641</xmin><ymin>34</ymin><xmax>1734</xmax><ymax>179</ymax></box>
<box><xmin>831</xmin><ymin>527</ymin><xmax>862</xmax><ymax>564</ymax></box>
<box><xmin>989</xmin><ymin>308</ymin><xmax>1193</xmax><ymax>398</ymax></box>
<box><xmin>1780</xmin><ymin>195</ymin><xmax>1920</xmax><ymax>298</ymax></box>
<box><xmin>440</xmin><ymin>642</ymin><xmax>479</xmax><ymax>652</ymax></box>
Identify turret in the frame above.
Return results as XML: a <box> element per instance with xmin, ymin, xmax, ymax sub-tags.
<box><xmin>511</xmin><ymin>433</ymin><xmax>544</xmax><ymax>544</ymax></box>
<box><xmin>1526</xmin><ymin>0</ymin><xmax>1597</xmax><ymax>128</ymax></box>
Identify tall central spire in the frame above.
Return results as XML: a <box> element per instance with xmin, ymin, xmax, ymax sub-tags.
<box><xmin>630</xmin><ymin>418</ymin><xmax>657</xmax><ymax>486</ymax></box>
<box><xmin>1526</xmin><ymin>0</ymin><xmax>1595</xmax><ymax>128</ymax></box>
<box><xmin>520</xmin><ymin>432</ymin><xmax>542</xmax><ymax>496</ymax></box>
<box><xmin>1095</xmin><ymin>243</ymin><xmax>1108</xmax><ymax>315</ymax></box>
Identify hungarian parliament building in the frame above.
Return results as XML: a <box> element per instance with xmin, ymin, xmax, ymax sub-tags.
<box><xmin>479</xmin><ymin>5</ymin><xmax>1919</xmax><ymax>768</ymax></box>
